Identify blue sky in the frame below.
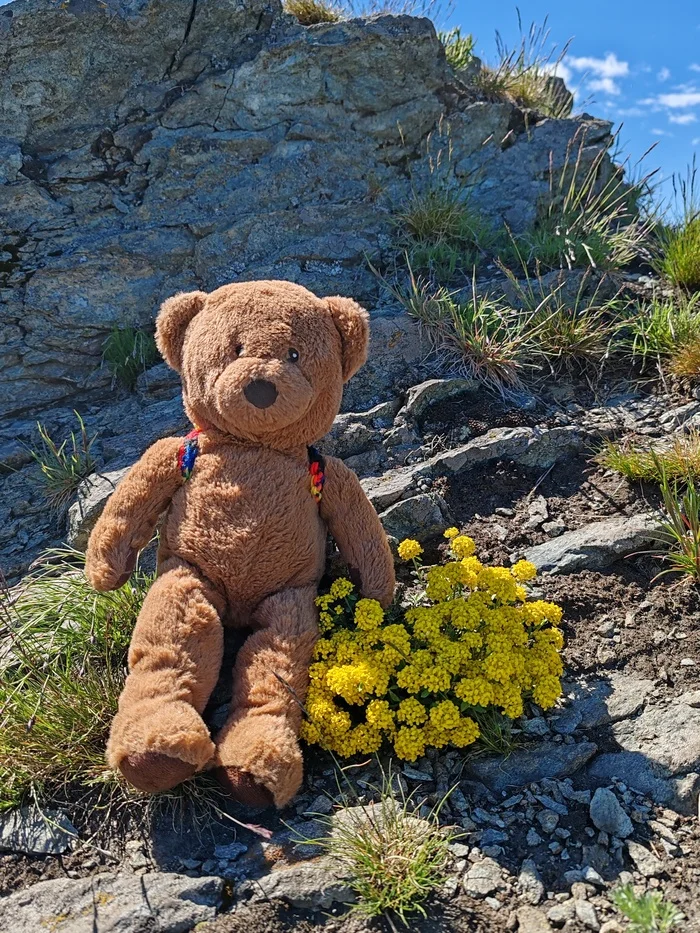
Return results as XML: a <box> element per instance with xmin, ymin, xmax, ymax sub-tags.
<box><xmin>445</xmin><ymin>0</ymin><xmax>700</xmax><ymax>212</ymax></box>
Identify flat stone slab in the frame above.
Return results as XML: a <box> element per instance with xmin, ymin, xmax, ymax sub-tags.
<box><xmin>584</xmin><ymin>697</ymin><xmax>700</xmax><ymax>815</ymax></box>
<box><xmin>0</xmin><ymin>871</ymin><xmax>223</xmax><ymax>933</ymax></box>
<box><xmin>0</xmin><ymin>807</ymin><xmax>77</xmax><ymax>855</ymax></box>
<box><xmin>524</xmin><ymin>513</ymin><xmax>661</xmax><ymax>575</ymax></box>
<box><xmin>555</xmin><ymin>674</ymin><xmax>655</xmax><ymax>732</ymax></box>
<box><xmin>242</xmin><ymin>858</ymin><xmax>355</xmax><ymax>909</ymax></box>
<box><xmin>464</xmin><ymin>741</ymin><xmax>598</xmax><ymax>793</ymax></box>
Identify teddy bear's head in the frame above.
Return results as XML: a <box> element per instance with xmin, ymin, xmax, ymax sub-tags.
<box><xmin>155</xmin><ymin>280</ymin><xmax>369</xmax><ymax>448</ymax></box>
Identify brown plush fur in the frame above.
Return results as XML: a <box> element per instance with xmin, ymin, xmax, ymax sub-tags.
<box><xmin>86</xmin><ymin>280</ymin><xmax>395</xmax><ymax>808</ymax></box>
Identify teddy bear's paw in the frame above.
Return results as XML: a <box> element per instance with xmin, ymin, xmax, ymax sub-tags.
<box><xmin>107</xmin><ymin>698</ymin><xmax>216</xmax><ymax>792</ymax></box>
<box><xmin>85</xmin><ymin>545</ymin><xmax>137</xmax><ymax>592</ymax></box>
<box><xmin>215</xmin><ymin>713</ymin><xmax>304</xmax><ymax>808</ymax></box>
<box><xmin>214</xmin><ymin>766</ymin><xmax>275</xmax><ymax>809</ymax></box>
<box><xmin>120</xmin><ymin>751</ymin><xmax>197</xmax><ymax>793</ymax></box>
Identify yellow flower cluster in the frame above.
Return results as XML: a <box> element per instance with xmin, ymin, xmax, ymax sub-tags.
<box><xmin>301</xmin><ymin>533</ymin><xmax>564</xmax><ymax>762</ymax></box>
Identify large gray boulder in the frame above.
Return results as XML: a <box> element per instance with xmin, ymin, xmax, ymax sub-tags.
<box><xmin>0</xmin><ymin>0</ymin><xmax>613</xmax><ymax>419</ymax></box>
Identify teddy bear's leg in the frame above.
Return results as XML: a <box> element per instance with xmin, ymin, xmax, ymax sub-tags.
<box><xmin>214</xmin><ymin>585</ymin><xmax>318</xmax><ymax>808</ymax></box>
<box><xmin>107</xmin><ymin>557</ymin><xmax>225</xmax><ymax>793</ymax></box>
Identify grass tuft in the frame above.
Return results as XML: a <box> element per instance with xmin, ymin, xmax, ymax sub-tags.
<box><xmin>598</xmin><ymin>432</ymin><xmax>700</xmax><ymax>484</ymax></box>
<box><xmin>29</xmin><ymin>413</ymin><xmax>97</xmax><ymax>517</ymax></box>
<box><xmin>651</xmin><ymin>458</ymin><xmax>700</xmax><ymax>584</ymax></box>
<box><xmin>471</xmin><ymin>17</ymin><xmax>573</xmax><ymax>118</ymax></box>
<box><xmin>617</xmin><ymin>293</ymin><xmax>700</xmax><ymax>373</ymax></box>
<box><xmin>503</xmin><ymin>268</ymin><xmax>623</xmax><ymax>374</ymax></box>
<box><xmin>103</xmin><ymin>327</ymin><xmax>160</xmax><ymax>391</ymax></box>
<box><xmin>283</xmin><ymin>0</ymin><xmax>341</xmax><ymax>24</ymax></box>
<box><xmin>306</xmin><ymin>768</ymin><xmax>451</xmax><ymax>925</ymax></box>
<box><xmin>517</xmin><ymin>138</ymin><xmax>650</xmax><ymax>272</ymax></box>
<box><xmin>653</xmin><ymin>158</ymin><xmax>700</xmax><ymax>293</ymax></box>
<box><xmin>439</xmin><ymin>27</ymin><xmax>475</xmax><ymax>73</ymax></box>
<box><xmin>395</xmin><ymin>182</ymin><xmax>502</xmax><ymax>282</ymax></box>
<box><xmin>0</xmin><ymin>548</ymin><xmax>150</xmax><ymax>809</ymax></box>
<box><xmin>394</xmin><ymin>270</ymin><xmax>537</xmax><ymax>392</ymax></box>
<box><xmin>611</xmin><ymin>883</ymin><xmax>683</xmax><ymax>932</ymax></box>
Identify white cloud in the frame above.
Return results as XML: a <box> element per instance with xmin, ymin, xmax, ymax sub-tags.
<box><xmin>669</xmin><ymin>113</ymin><xmax>698</xmax><ymax>124</ymax></box>
<box><xmin>658</xmin><ymin>67</ymin><xmax>671</xmax><ymax>82</ymax></box>
<box><xmin>563</xmin><ymin>53</ymin><xmax>630</xmax><ymax>96</ymax></box>
<box><xmin>694</xmin><ymin>137</ymin><xmax>700</xmax><ymax>146</ymax></box>
<box><xmin>641</xmin><ymin>89</ymin><xmax>700</xmax><ymax>109</ymax></box>
<box><xmin>651</xmin><ymin>128</ymin><xmax>673</xmax><ymax>136</ymax></box>
<box><xmin>658</xmin><ymin>91</ymin><xmax>700</xmax><ymax>107</ymax></box>
<box><xmin>691</xmin><ymin>64</ymin><xmax>700</xmax><ymax>73</ymax></box>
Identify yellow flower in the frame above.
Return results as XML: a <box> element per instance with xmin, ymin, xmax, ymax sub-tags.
<box><xmin>425</xmin><ymin>567</ymin><xmax>453</xmax><ymax>601</ymax></box>
<box><xmin>394</xmin><ymin>726</ymin><xmax>426</xmax><ymax>761</ymax></box>
<box><xmin>451</xmin><ymin>716</ymin><xmax>480</xmax><ymax>747</ymax></box>
<box><xmin>366</xmin><ymin>699</ymin><xmax>395</xmax><ymax>731</ymax></box>
<box><xmin>443</xmin><ymin>527</ymin><xmax>459</xmax><ymax>539</ymax></box>
<box><xmin>354</xmin><ymin>598</ymin><xmax>384</xmax><ymax>630</ymax></box>
<box><xmin>398</xmin><ymin>538</ymin><xmax>423</xmax><ymax>561</ymax></box>
<box><xmin>429</xmin><ymin>699</ymin><xmax>461</xmax><ymax>731</ymax></box>
<box><xmin>329</xmin><ymin>577</ymin><xmax>354</xmax><ymax>599</ymax></box>
<box><xmin>302</xmin><ymin>533</ymin><xmax>564</xmax><ymax>762</ymax></box>
<box><xmin>397</xmin><ymin>697</ymin><xmax>428</xmax><ymax>725</ymax></box>
<box><xmin>455</xmin><ymin>676</ymin><xmax>494</xmax><ymax>707</ymax></box>
<box><xmin>451</xmin><ymin>535</ymin><xmax>476</xmax><ymax>559</ymax></box>
<box><xmin>511</xmin><ymin>559</ymin><xmax>537</xmax><ymax>583</ymax></box>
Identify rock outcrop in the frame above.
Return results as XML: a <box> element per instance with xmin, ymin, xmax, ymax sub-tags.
<box><xmin>0</xmin><ymin>0</ymin><xmax>614</xmax><ymax>419</ymax></box>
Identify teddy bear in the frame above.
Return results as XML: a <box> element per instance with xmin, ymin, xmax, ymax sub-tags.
<box><xmin>85</xmin><ymin>280</ymin><xmax>395</xmax><ymax>809</ymax></box>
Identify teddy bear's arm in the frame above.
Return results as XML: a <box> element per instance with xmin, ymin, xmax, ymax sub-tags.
<box><xmin>85</xmin><ymin>436</ymin><xmax>183</xmax><ymax>592</ymax></box>
<box><xmin>320</xmin><ymin>455</ymin><xmax>395</xmax><ymax>608</ymax></box>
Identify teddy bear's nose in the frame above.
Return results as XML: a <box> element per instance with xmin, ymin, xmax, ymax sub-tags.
<box><xmin>244</xmin><ymin>379</ymin><xmax>278</xmax><ymax>409</ymax></box>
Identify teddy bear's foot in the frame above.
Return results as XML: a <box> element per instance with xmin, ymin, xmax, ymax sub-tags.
<box><xmin>213</xmin><ymin>766</ymin><xmax>275</xmax><ymax>809</ymax></box>
<box><xmin>121</xmin><ymin>752</ymin><xmax>197</xmax><ymax>793</ymax></box>
<box><xmin>215</xmin><ymin>713</ymin><xmax>303</xmax><ymax>809</ymax></box>
<box><xmin>107</xmin><ymin>698</ymin><xmax>216</xmax><ymax>793</ymax></box>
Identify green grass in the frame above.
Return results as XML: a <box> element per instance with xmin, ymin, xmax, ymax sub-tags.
<box><xmin>651</xmin><ymin>459</ymin><xmax>700</xmax><ymax>583</ymax></box>
<box><xmin>394</xmin><ymin>182</ymin><xmax>504</xmax><ymax>282</ymax></box>
<box><xmin>504</xmin><ymin>268</ymin><xmax>624</xmax><ymax>374</ymax></box>
<box><xmin>598</xmin><ymin>432</ymin><xmax>700</xmax><ymax>484</ymax></box>
<box><xmin>612</xmin><ymin>883</ymin><xmax>683</xmax><ymax>932</ymax></box>
<box><xmin>653</xmin><ymin>159</ymin><xmax>700</xmax><ymax>293</ymax></box>
<box><xmin>616</xmin><ymin>293</ymin><xmax>700</xmax><ymax>373</ymax></box>
<box><xmin>103</xmin><ymin>326</ymin><xmax>160</xmax><ymax>391</ymax></box>
<box><xmin>516</xmin><ymin>140</ymin><xmax>649</xmax><ymax>272</ymax></box>
<box><xmin>471</xmin><ymin>17</ymin><xmax>573</xmax><ymax>119</ymax></box>
<box><xmin>439</xmin><ymin>27</ymin><xmax>475</xmax><ymax>72</ymax></box>
<box><xmin>394</xmin><ymin>270</ymin><xmax>538</xmax><ymax>392</ymax></box>
<box><xmin>29</xmin><ymin>413</ymin><xmax>96</xmax><ymax>517</ymax></box>
<box><xmin>305</xmin><ymin>768</ymin><xmax>451</xmax><ymax>925</ymax></box>
<box><xmin>0</xmin><ymin>548</ymin><xmax>151</xmax><ymax>809</ymax></box>
<box><xmin>283</xmin><ymin>0</ymin><xmax>341</xmax><ymax>24</ymax></box>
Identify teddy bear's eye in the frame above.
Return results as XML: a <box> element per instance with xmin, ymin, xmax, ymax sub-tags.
<box><xmin>235</xmin><ymin>344</ymin><xmax>244</xmax><ymax>356</ymax></box>
<box><xmin>288</xmin><ymin>348</ymin><xmax>300</xmax><ymax>363</ymax></box>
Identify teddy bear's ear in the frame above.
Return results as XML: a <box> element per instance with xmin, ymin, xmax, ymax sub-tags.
<box><xmin>155</xmin><ymin>290</ymin><xmax>207</xmax><ymax>372</ymax></box>
<box><xmin>325</xmin><ymin>296</ymin><xmax>370</xmax><ymax>381</ymax></box>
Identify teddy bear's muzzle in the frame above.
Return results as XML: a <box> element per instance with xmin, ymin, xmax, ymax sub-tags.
<box><xmin>243</xmin><ymin>378</ymin><xmax>278</xmax><ymax>409</ymax></box>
